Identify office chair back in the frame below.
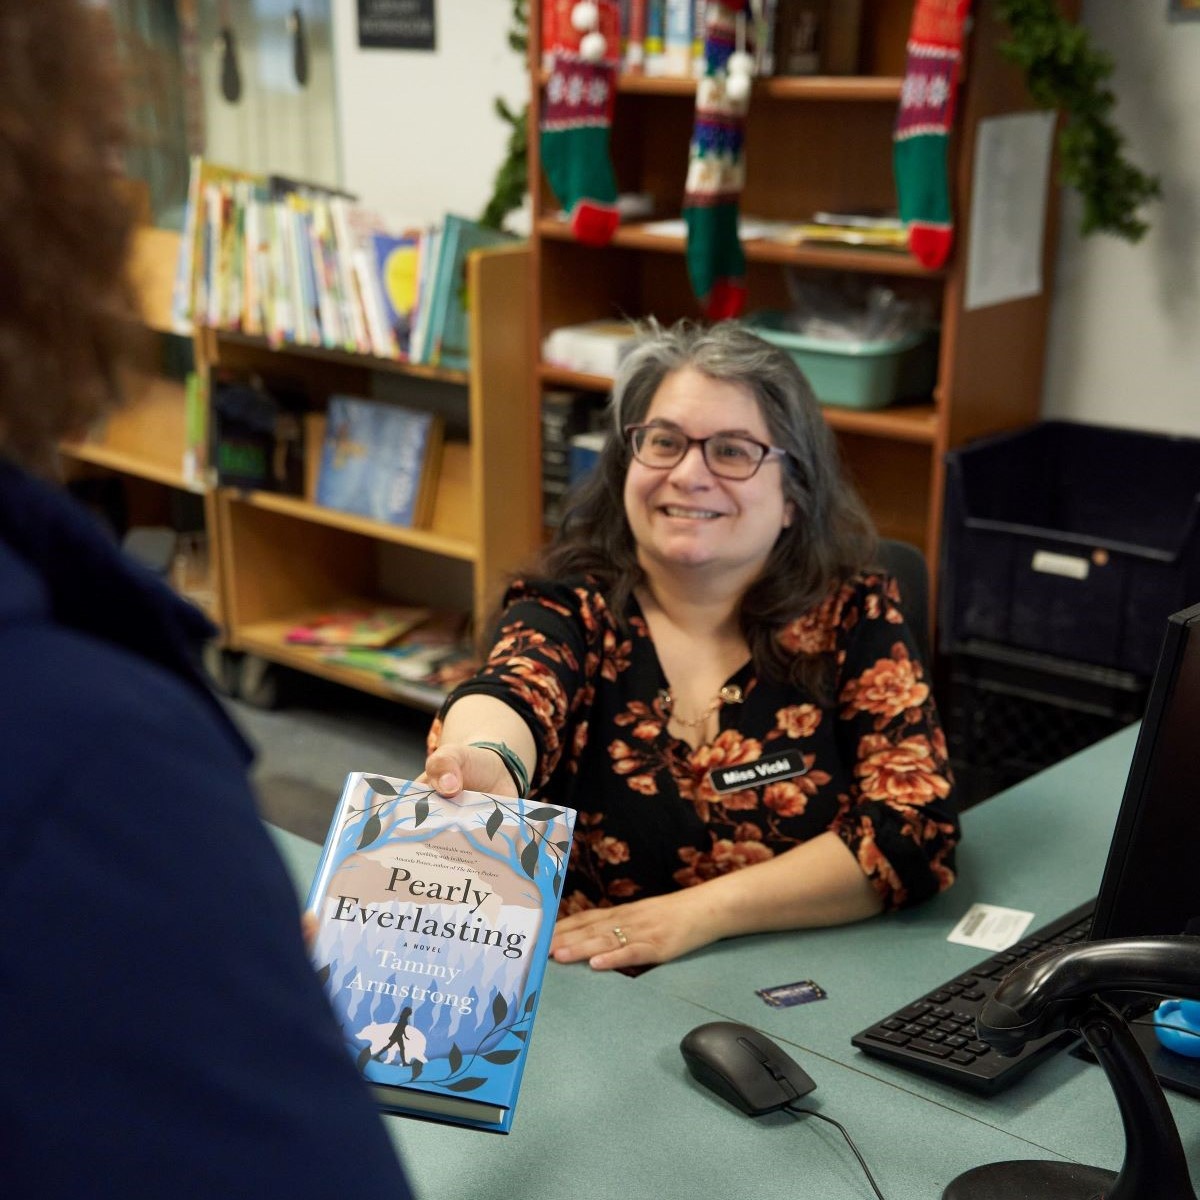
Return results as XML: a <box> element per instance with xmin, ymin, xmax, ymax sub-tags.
<box><xmin>876</xmin><ymin>538</ymin><xmax>932</xmax><ymax>669</ymax></box>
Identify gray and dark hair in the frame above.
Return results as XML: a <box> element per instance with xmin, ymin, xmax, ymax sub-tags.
<box><xmin>536</xmin><ymin>319</ymin><xmax>877</xmax><ymax>686</ymax></box>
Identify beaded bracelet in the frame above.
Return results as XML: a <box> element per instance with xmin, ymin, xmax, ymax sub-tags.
<box><xmin>469</xmin><ymin>740</ymin><xmax>531</xmax><ymax>797</ymax></box>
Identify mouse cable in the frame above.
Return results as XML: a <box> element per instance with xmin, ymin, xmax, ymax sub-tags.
<box><xmin>785</xmin><ymin>1104</ymin><xmax>887</xmax><ymax>1200</ymax></box>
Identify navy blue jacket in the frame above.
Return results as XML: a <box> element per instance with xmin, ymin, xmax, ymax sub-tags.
<box><xmin>0</xmin><ymin>461</ymin><xmax>414</xmax><ymax>1198</ymax></box>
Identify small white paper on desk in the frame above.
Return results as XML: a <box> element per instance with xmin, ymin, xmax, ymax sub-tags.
<box><xmin>947</xmin><ymin>903</ymin><xmax>1035</xmax><ymax>951</ymax></box>
<box><xmin>965</xmin><ymin>110</ymin><xmax>1056</xmax><ymax>312</ymax></box>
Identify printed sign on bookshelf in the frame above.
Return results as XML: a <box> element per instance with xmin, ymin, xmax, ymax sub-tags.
<box><xmin>307</xmin><ymin>774</ymin><xmax>577</xmax><ymax>1132</ymax></box>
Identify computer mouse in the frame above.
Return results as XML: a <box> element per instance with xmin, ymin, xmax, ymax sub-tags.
<box><xmin>680</xmin><ymin>1021</ymin><xmax>816</xmax><ymax>1116</ymax></box>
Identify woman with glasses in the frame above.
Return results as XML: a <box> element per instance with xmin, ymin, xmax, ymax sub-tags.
<box><xmin>425</xmin><ymin>320</ymin><xmax>957</xmax><ymax>971</ymax></box>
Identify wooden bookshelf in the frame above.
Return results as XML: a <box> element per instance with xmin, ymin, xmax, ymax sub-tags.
<box><xmin>528</xmin><ymin>0</ymin><xmax>1075</xmax><ymax>581</ymax></box>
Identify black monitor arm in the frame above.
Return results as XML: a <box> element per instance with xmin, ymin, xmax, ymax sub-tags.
<box><xmin>943</xmin><ymin>936</ymin><xmax>1200</xmax><ymax>1200</ymax></box>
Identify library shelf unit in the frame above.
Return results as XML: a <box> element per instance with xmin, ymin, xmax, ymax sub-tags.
<box><xmin>60</xmin><ymin>225</ymin><xmax>221</xmax><ymax>626</ymax></box>
<box><xmin>66</xmin><ymin>226</ymin><xmax>537</xmax><ymax>711</ymax></box>
<box><xmin>203</xmin><ymin>239</ymin><xmax>537</xmax><ymax>709</ymax></box>
<box><xmin>528</xmin><ymin>0</ymin><xmax>1075</xmax><ymax>593</ymax></box>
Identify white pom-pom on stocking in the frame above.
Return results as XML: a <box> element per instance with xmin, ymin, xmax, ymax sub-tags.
<box><xmin>725</xmin><ymin>68</ymin><xmax>751</xmax><ymax>103</ymax></box>
<box><xmin>727</xmin><ymin>50</ymin><xmax>754</xmax><ymax>79</ymax></box>
<box><xmin>571</xmin><ymin>1</ymin><xmax>599</xmax><ymax>32</ymax></box>
<box><xmin>580</xmin><ymin>30</ymin><xmax>608</xmax><ymax>61</ymax></box>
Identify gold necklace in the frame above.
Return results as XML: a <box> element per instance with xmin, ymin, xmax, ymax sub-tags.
<box><xmin>659</xmin><ymin>684</ymin><xmax>744</xmax><ymax>729</ymax></box>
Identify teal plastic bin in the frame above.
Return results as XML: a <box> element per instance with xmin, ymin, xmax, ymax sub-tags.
<box><xmin>745</xmin><ymin>311</ymin><xmax>937</xmax><ymax>410</ymax></box>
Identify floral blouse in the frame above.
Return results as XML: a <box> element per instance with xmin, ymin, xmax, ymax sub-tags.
<box><xmin>430</xmin><ymin>570</ymin><xmax>959</xmax><ymax>916</ymax></box>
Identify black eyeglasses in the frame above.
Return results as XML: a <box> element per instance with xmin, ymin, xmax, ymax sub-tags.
<box><xmin>624</xmin><ymin>423</ymin><xmax>789</xmax><ymax>480</ymax></box>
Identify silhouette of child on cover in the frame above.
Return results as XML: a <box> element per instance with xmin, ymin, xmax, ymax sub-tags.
<box><xmin>374</xmin><ymin>1006</ymin><xmax>428</xmax><ymax>1067</ymax></box>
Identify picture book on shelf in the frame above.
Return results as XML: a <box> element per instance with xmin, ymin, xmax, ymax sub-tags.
<box><xmin>284</xmin><ymin>605</ymin><xmax>432</xmax><ymax>648</ymax></box>
<box><xmin>371</xmin><ymin>231</ymin><xmax>422</xmax><ymax>358</ymax></box>
<box><xmin>315</xmin><ymin>395</ymin><xmax>443</xmax><ymax>528</ymax></box>
<box><xmin>306</xmin><ymin>773</ymin><xmax>577</xmax><ymax>1133</ymax></box>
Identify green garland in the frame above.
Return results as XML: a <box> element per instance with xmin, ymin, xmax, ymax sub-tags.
<box><xmin>995</xmin><ymin>0</ymin><xmax>1160</xmax><ymax>241</ymax></box>
<box><xmin>480</xmin><ymin>0</ymin><xmax>529</xmax><ymax>231</ymax></box>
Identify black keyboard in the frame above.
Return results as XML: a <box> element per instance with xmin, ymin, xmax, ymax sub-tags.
<box><xmin>851</xmin><ymin>899</ymin><xmax>1096</xmax><ymax>1094</ymax></box>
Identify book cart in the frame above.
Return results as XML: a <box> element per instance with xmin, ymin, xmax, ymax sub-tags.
<box><xmin>528</xmin><ymin>0</ymin><xmax>1078</xmax><ymax>601</ymax></box>
<box><xmin>66</xmin><ymin>227</ymin><xmax>538</xmax><ymax>710</ymax></box>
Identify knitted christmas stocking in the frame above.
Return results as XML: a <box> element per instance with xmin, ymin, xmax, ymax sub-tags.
<box><xmin>683</xmin><ymin>0</ymin><xmax>753</xmax><ymax>319</ymax></box>
<box><xmin>540</xmin><ymin>2</ymin><xmax>620</xmax><ymax>248</ymax></box>
<box><xmin>893</xmin><ymin>0</ymin><xmax>974</xmax><ymax>269</ymax></box>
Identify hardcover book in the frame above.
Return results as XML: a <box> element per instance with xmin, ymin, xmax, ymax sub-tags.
<box><xmin>315</xmin><ymin>395</ymin><xmax>443</xmax><ymax>528</ymax></box>
<box><xmin>306</xmin><ymin>774</ymin><xmax>577</xmax><ymax>1133</ymax></box>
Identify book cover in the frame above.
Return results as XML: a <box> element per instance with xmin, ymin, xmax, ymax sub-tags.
<box><xmin>284</xmin><ymin>605</ymin><xmax>432</xmax><ymax>648</ymax></box>
<box><xmin>371</xmin><ymin>232</ymin><xmax>422</xmax><ymax>358</ymax></box>
<box><xmin>306</xmin><ymin>774</ymin><xmax>577</xmax><ymax>1133</ymax></box>
<box><xmin>315</xmin><ymin>395</ymin><xmax>444</xmax><ymax>528</ymax></box>
<box><xmin>424</xmin><ymin>214</ymin><xmax>514</xmax><ymax>373</ymax></box>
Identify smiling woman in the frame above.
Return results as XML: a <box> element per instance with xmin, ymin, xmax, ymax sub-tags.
<box><xmin>422</xmin><ymin>321</ymin><xmax>959</xmax><ymax>973</ymax></box>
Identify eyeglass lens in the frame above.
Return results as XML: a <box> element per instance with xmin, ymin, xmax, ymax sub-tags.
<box><xmin>630</xmin><ymin>426</ymin><xmax>766</xmax><ymax>478</ymax></box>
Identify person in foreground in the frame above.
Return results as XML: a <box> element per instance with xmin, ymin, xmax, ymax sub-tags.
<box><xmin>425</xmin><ymin>319</ymin><xmax>959</xmax><ymax>973</ymax></box>
<box><xmin>0</xmin><ymin>5</ymin><xmax>411</xmax><ymax>1196</ymax></box>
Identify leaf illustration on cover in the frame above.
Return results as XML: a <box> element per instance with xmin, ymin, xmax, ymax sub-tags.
<box><xmin>356</xmin><ymin>1046</ymin><xmax>374</xmax><ymax>1073</ymax></box>
<box><xmin>358</xmin><ymin>813</ymin><xmax>381</xmax><ymax>849</ymax></box>
<box><xmin>316</xmin><ymin>963</ymin><xmax>331</xmax><ymax>985</ymax></box>
<box><xmin>512</xmin><ymin>1028</ymin><xmax>528</xmax><ymax>1041</ymax></box>
<box><xmin>553</xmin><ymin>840</ymin><xmax>571</xmax><ymax>852</ymax></box>
<box><xmin>524</xmin><ymin>806</ymin><xmax>564</xmax><ymax>821</ymax></box>
<box><xmin>520</xmin><ymin>840</ymin><xmax>539</xmax><ymax>880</ymax></box>
<box><xmin>414</xmin><ymin>797</ymin><xmax>430</xmax><ymax>826</ymax></box>
<box><xmin>447</xmin><ymin>1043</ymin><xmax>463</xmax><ymax>1073</ymax></box>
<box><xmin>364</xmin><ymin>776</ymin><xmax>398</xmax><ymax>796</ymax></box>
<box><xmin>492</xmin><ymin>992</ymin><xmax>509</xmax><ymax>1024</ymax></box>
<box><xmin>445</xmin><ymin>1076</ymin><xmax>488</xmax><ymax>1092</ymax></box>
<box><xmin>483</xmin><ymin>1048</ymin><xmax>521</xmax><ymax>1064</ymax></box>
<box><xmin>410</xmin><ymin>1060</ymin><xmax>423</xmax><ymax>1080</ymax></box>
<box><xmin>553</xmin><ymin>872</ymin><xmax>562</xmax><ymax>897</ymax></box>
<box><xmin>523</xmin><ymin>991</ymin><xmax>537</xmax><ymax>1014</ymax></box>
<box><xmin>485</xmin><ymin>806</ymin><xmax>503</xmax><ymax>840</ymax></box>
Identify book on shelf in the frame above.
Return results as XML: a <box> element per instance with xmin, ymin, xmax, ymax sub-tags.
<box><xmin>306</xmin><ymin>773</ymin><xmax>577</xmax><ymax>1133</ymax></box>
<box><xmin>284</xmin><ymin>605</ymin><xmax>433</xmax><ymax>648</ymax></box>
<box><xmin>541</xmin><ymin>390</ymin><xmax>603</xmax><ymax>526</ymax></box>
<box><xmin>421</xmin><ymin>214</ymin><xmax>515</xmax><ymax>372</ymax></box>
<box><xmin>542</xmin><ymin>319</ymin><xmax>640</xmax><ymax>377</ymax></box>
<box><xmin>315</xmin><ymin>395</ymin><xmax>444</xmax><ymax>528</ymax></box>
<box><xmin>371</xmin><ymin>231</ymin><xmax>422</xmax><ymax>359</ymax></box>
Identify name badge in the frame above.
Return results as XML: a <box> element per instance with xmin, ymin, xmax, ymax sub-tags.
<box><xmin>708</xmin><ymin>750</ymin><xmax>808</xmax><ymax>794</ymax></box>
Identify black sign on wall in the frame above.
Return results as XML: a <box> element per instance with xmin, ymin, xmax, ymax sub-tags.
<box><xmin>357</xmin><ymin>0</ymin><xmax>437</xmax><ymax>50</ymax></box>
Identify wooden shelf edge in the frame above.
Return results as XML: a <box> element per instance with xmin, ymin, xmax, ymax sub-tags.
<box><xmin>206</xmin><ymin>329</ymin><xmax>471</xmax><ymax>385</ymax></box>
<box><xmin>536</xmin><ymin>364</ymin><xmax>937</xmax><ymax>441</ymax></box>
<box><xmin>536</xmin><ymin>219</ymin><xmax>938</xmax><ymax>277</ymax></box>
<box><xmin>221</xmin><ymin>488</ymin><xmax>479</xmax><ymax>561</ymax></box>
<box><xmin>234</xmin><ymin>623</ymin><xmax>448</xmax><ymax>713</ymax></box>
<box><xmin>61</xmin><ymin>441</ymin><xmax>204</xmax><ymax>493</ymax></box>
<box><xmin>538</xmin><ymin>70</ymin><xmax>903</xmax><ymax>101</ymax></box>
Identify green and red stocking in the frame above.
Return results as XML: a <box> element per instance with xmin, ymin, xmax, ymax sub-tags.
<box><xmin>893</xmin><ymin>0</ymin><xmax>974</xmax><ymax>269</ymax></box>
<box><xmin>684</xmin><ymin>0</ymin><xmax>753</xmax><ymax>320</ymax></box>
<box><xmin>540</xmin><ymin>1</ymin><xmax>620</xmax><ymax>247</ymax></box>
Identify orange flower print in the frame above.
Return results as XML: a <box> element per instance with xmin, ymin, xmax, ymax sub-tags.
<box><xmin>776</xmin><ymin>703</ymin><xmax>821</xmax><ymax>739</ymax></box>
<box><xmin>608</xmin><ymin>878</ymin><xmax>641</xmax><ymax>899</ymax></box>
<box><xmin>840</xmin><ymin>644</ymin><xmax>929</xmax><ymax>723</ymax></box>
<box><xmin>855</xmin><ymin>734</ymin><xmax>951</xmax><ymax>807</ymax></box>
<box><xmin>626</xmin><ymin>773</ymin><xmax>659</xmax><ymax>796</ymax></box>
<box><xmin>593</xmin><ymin>835</ymin><xmax>630</xmax><ymax>866</ymax></box>
<box><xmin>674</xmin><ymin>838</ymin><xmax>775</xmax><ymax>887</ymax></box>
<box><xmin>853</xmin><ymin>819</ymin><xmax>907</xmax><ymax>906</ymax></box>
<box><xmin>763</xmin><ymin>777</ymin><xmax>812</xmax><ymax>818</ymax></box>
<box><xmin>559</xmin><ymin>890</ymin><xmax>597</xmax><ymax>917</ymax></box>
<box><xmin>690</xmin><ymin>730</ymin><xmax>763</xmax><ymax>820</ymax></box>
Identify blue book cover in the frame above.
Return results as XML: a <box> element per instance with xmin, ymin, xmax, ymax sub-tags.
<box><xmin>306</xmin><ymin>774</ymin><xmax>577</xmax><ymax>1133</ymax></box>
<box><xmin>425</xmin><ymin>214</ymin><xmax>514</xmax><ymax>372</ymax></box>
<box><xmin>370</xmin><ymin>232</ymin><xmax>421</xmax><ymax>357</ymax></box>
<box><xmin>315</xmin><ymin>395</ymin><xmax>442</xmax><ymax>527</ymax></box>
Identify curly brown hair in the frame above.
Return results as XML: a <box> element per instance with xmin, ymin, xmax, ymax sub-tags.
<box><xmin>0</xmin><ymin>0</ymin><xmax>140</xmax><ymax>476</ymax></box>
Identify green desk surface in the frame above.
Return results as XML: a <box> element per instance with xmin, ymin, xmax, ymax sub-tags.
<box><xmin>268</xmin><ymin>724</ymin><xmax>1200</xmax><ymax>1196</ymax></box>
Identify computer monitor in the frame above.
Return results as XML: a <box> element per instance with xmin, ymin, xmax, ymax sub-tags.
<box><xmin>1083</xmin><ymin>599</ymin><xmax>1200</xmax><ymax>1095</ymax></box>
<box><xmin>1091</xmin><ymin>599</ymin><xmax>1200</xmax><ymax>942</ymax></box>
